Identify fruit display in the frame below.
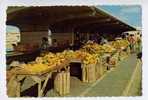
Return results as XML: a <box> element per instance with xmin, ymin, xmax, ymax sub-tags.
<box><xmin>110</xmin><ymin>40</ymin><xmax>129</xmax><ymax>49</ymax></box>
<box><xmin>102</xmin><ymin>44</ymin><xmax>116</xmax><ymax>53</ymax></box>
<box><xmin>14</xmin><ymin>52</ymin><xmax>69</xmax><ymax>74</ymax></box>
<box><xmin>119</xmin><ymin>51</ymin><xmax>128</xmax><ymax>60</ymax></box>
<box><xmin>73</xmin><ymin>50</ymin><xmax>88</xmax><ymax>60</ymax></box>
<box><xmin>8</xmin><ymin>38</ymin><xmax>130</xmax><ymax>75</ymax></box>
<box><xmin>83</xmin><ymin>53</ymin><xmax>98</xmax><ymax>65</ymax></box>
<box><xmin>108</xmin><ymin>56</ymin><xmax>117</xmax><ymax>65</ymax></box>
<box><xmin>61</xmin><ymin>50</ymin><xmax>75</xmax><ymax>59</ymax></box>
<box><xmin>41</xmin><ymin>52</ymin><xmax>67</xmax><ymax>67</ymax></box>
<box><xmin>19</xmin><ymin>63</ymin><xmax>50</xmax><ymax>74</ymax></box>
<box><xmin>81</xmin><ymin>41</ymin><xmax>116</xmax><ymax>55</ymax></box>
<box><xmin>81</xmin><ymin>42</ymin><xmax>104</xmax><ymax>54</ymax></box>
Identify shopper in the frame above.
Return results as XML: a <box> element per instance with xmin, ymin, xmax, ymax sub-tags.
<box><xmin>128</xmin><ymin>34</ymin><xmax>136</xmax><ymax>53</ymax></box>
<box><xmin>136</xmin><ymin>34</ymin><xmax>142</xmax><ymax>53</ymax></box>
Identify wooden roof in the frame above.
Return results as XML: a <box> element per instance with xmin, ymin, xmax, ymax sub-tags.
<box><xmin>7</xmin><ymin>6</ymin><xmax>136</xmax><ymax>33</ymax></box>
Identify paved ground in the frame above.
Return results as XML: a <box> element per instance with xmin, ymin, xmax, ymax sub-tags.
<box><xmin>45</xmin><ymin>54</ymin><xmax>141</xmax><ymax>97</ymax></box>
<box><xmin>20</xmin><ymin>54</ymin><xmax>141</xmax><ymax>97</ymax></box>
<box><xmin>125</xmin><ymin>59</ymin><xmax>142</xmax><ymax>96</ymax></box>
<box><xmin>82</xmin><ymin>54</ymin><xmax>138</xmax><ymax>96</ymax></box>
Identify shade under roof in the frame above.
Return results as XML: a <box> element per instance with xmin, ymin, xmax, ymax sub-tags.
<box><xmin>7</xmin><ymin>6</ymin><xmax>136</xmax><ymax>33</ymax></box>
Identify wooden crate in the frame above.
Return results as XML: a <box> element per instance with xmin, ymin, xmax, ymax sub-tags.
<box><xmin>54</xmin><ymin>69</ymin><xmax>70</xmax><ymax>96</ymax></box>
<box><xmin>82</xmin><ymin>64</ymin><xmax>96</xmax><ymax>83</ymax></box>
<box><xmin>95</xmin><ymin>62</ymin><xmax>101</xmax><ymax>79</ymax></box>
<box><xmin>99</xmin><ymin>58</ymin><xmax>106</xmax><ymax>76</ymax></box>
<box><xmin>7</xmin><ymin>75</ymin><xmax>18</xmax><ymax>97</ymax></box>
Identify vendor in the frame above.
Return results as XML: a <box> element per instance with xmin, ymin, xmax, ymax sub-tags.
<box><xmin>100</xmin><ymin>36</ymin><xmax>108</xmax><ymax>45</ymax></box>
<box><xmin>40</xmin><ymin>37</ymin><xmax>49</xmax><ymax>54</ymax></box>
<box><xmin>52</xmin><ymin>39</ymin><xmax>58</xmax><ymax>47</ymax></box>
<box><xmin>96</xmin><ymin>33</ymin><xmax>102</xmax><ymax>44</ymax></box>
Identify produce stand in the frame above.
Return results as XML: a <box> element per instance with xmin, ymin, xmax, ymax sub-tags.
<box><xmin>7</xmin><ymin>39</ymin><xmax>131</xmax><ymax>97</ymax></box>
<box><xmin>7</xmin><ymin>60</ymin><xmax>70</xmax><ymax>97</ymax></box>
<box><xmin>6</xmin><ymin>6</ymin><xmax>138</xmax><ymax>97</ymax></box>
<box><xmin>71</xmin><ymin>58</ymin><xmax>100</xmax><ymax>83</ymax></box>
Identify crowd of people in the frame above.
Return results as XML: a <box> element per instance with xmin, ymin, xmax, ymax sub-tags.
<box><xmin>39</xmin><ymin>32</ymin><xmax>142</xmax><ymax>56</ymax></box>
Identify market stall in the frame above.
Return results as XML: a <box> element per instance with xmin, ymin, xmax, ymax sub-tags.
<box><xmin>6</xmin><ymin>6</ymin><xmax>137</xmax><ymax>97</ymax></box>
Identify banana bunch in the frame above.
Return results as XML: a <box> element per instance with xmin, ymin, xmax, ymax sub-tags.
<box><xmin>42</xmin><ymin>52</ymin><xmax>66</xmax><ymax>66</ymax></box>
<box><xmin>61</xmin><ymin>50</ymin><xmax>75</xmax><ymax>59</ymax></box>
<box><xmin>81</xmin><ymin>43</ymin><xmax>104</xmax><ymax>54</ymax></box>
<box><xmin>102</xmin><ymin>44</ymin><xmax>116</xmax><ymax>53</ymax></box>
<box><xmin>110</xmin><ymin>40</ymin><xmax>129</xmax><ymax>49</ymax></box>
<box><xmin>83</xmin><ymin>53</ymin><xmax>98</xmax><ymax>65</ymax></box>
<box><xmin>20</xmin><ymin>63</ymin><xmax>49</xmax><ymax>74</ymax></box>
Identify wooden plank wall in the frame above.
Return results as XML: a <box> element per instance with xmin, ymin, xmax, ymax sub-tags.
<box><xmin>51</xmin><ymin>33</ymin><xmax>73</xmax><ymax>45</ymax></box>
<box><xmin>21</xmin><ymin>31</ymin><xmax>48</xmax><ymax>45</ymax></box>
<box><xmin>21</xmin><ymin>32</ymin><xmax>73</xmax><ymax>46</ymax></box>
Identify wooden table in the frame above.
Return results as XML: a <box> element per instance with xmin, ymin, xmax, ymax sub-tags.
<box><xmin>8</xmin><ymin>60</ymin><xmax>70</xmax><ymax>97</ymax></box>
<box><xmin>15</xmin><ymin>73</ymin><xmax>52</xmax><ymax>97</ymax></box>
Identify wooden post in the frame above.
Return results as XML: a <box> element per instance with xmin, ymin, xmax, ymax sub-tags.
<box><xmin>40</xmin><ymin>73</ymin><xmax>52</xmax><ymax>96</ymax></box>
<box><xmin>38</xmin><ymin>81</ymin><xmax>41</xmax><ymax>97</ymax></box>
<box><xmin>31</xmin><ymin>76</ymin><xmax>42</xmax><ymax>97</ymax></box>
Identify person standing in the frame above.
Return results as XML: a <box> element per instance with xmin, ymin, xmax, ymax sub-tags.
<box><xmin>127</xmin><ymin>34</ymin><xmax>136</xmax><ymax>53</ymax></box>
<box><xmin>52</xmin><ymin>39</ymin><xmax>58</xmax><ymax>47</ymax></box>
<box><xmin>136</xmin><ymin>33</ymin><xmax>142</xmax><ymax>53</ymax></box>
<box><xmin>40</xmin><ymin>37</ymin><xmax>49</xmax><ymax>55</ymax></box>
<box><xmin>100</xmin><ymin>36</ymin><xmax>108</xmax><ymax>45</ymax></box>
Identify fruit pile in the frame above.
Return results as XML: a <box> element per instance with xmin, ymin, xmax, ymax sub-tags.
<box><xmin>110</xmin><ymin>40</ymin><xmax>129</xmax><ymax>49</ymax></box>
<box><xmin>81</xmin><ymin>42</ymin><xmax>104</xmax><ymax>54</ymax></box>
<box><xmin>83</xmin><ymin>53</ymin><xmax>98</xmax><ymax>65</ymax></box>
<box><xmin>10</xmin><ymin>39</ymin><xmax>130</xmax><ymax>74</ymax></box>
<box><xmin>16</xmin><ymin>52</ymin><xmax>68</xmax><ymax>74</ymax></box>
<box><xmin>102</xmin><ymin>44</ymin><xmax>116</xmax><ymax>53</ymax></box>
<box><xmin>20</xmin><ymin>63</ymin><xmax>50</xmax><ymax>74</ymax></box>
<box><xmin>81</xmin><ymin>42</ymin><xmax>116</xmax><ymax>55</ymax></box>
<box><xmin>61</xmin><ymin>50</ymin><xmax>75</xmax><ymax>59</ymax></box>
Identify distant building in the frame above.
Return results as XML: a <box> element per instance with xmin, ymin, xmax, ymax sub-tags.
<box><xmin>6</xmin><ymin>32</ymin><xmax>20</xmax><ymax>51</ymax></box>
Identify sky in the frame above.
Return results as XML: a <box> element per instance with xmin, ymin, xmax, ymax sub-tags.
<box><xmin>6</xmin><ymin>5</ymin><xmax>142</xmax><ymax>33</ymax></box>
<box><xmin>98</xmin><ymin>5</ymin><xmax>142</xmax><ymax>29</ymax></box>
